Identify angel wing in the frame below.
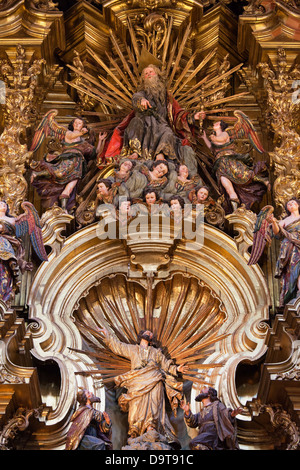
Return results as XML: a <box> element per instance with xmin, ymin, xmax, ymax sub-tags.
<box><xmin>248</xmin><ymin>205</ymin><xmax>274</xmax><ymax>266</ymax></box>
<box><xmin>15</xmin><ymin>202</ymin><xmax>48</xmax><ymax>262</ymax></box>
<box><xmin>226</xmin><ymin>110</ymin><xmax>265</xmax><ymax>154</ymax></box>
<box><xmin>30</xmin><ymin>109</ymin><xmax>67</xmax><ymax>153</ymax></box>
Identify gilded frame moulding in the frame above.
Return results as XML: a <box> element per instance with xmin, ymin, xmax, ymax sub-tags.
<box><xmin>25</xmin><ymin>207</ymin><xmax>270</xmax><ymax>447</ymax></box>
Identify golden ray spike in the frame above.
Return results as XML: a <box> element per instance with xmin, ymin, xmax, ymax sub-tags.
<box><xmin>168</xmin><ymin>303</ymin><xmax>218</xmax><ymax>353</ymax></box>
<box><xmin>109</xmin><ymin>29</ymin><xmax>138</xmax><ymax>89</ymax></box>
<box><xmin>173</xmin><ymin>48</ymin><xmax>217</xmax><ymax>97</ymax></box>
<box><xmin>145</xmin><ymin>274</ymin><xmax>154</xmax><ymax>331</ymax></box>
<box><xmin>124</xmin><ymin>286</ymin><xmax>143</xmax><ymax>338</ymax></box>
<box><xmin>75</xmin><ymin>372</ymin><xmax>122</xmax><ymax>383</ymax></box>
<box><xmin>166</xmin><ymin>292</ymin><xmax>204</xmax><ymax>344</ymax></box>
<box><xmin>100</xmin><ymin>295</ymin><xmax>134</xmax><ymax>343</ymax></box>
<box><xmin>177</xmin><ymin>74</ymin><xmax>211</xmax><ymax>104</ymax></box>
<box><xmin>165</xmin><ymin>38</ymin><xmax>178</xmax><ymax>78</ymax></box>
<box><xmin>182</xmin><ymin>83</ymin><xmax>230</xmax><ymax>108</ymax></box>
<box><xmin>167</xmin><ymin>22</ymin><xmax>192</xmax><ymax>87</ymax></box>
<box><xmin>69</xmin><ymin>348</ymin><xmax>130</xmax><ymax>368</ymax></box>
<box><xmin>173</xmin><ymin>334</ymin><xmax>229</xmax><ymax>361</ymax></box>
<box><xmin>126</xmin><ymin>17</ymin><xmax>141</xmax><ymax>68</ymax></box>
<box><xmin>161</xmin><ymin>15</ymin><xmax>174</xmax><ymax>67</ymax></box>
<box><xmin>110</xmin><ymin>283</ymin><xmax>138</xmax><ymax>344</ymax></box>
<box><xmin>185</xmin><ymin>92</ymin><xmax>247</xmax><ymax>110</ymax></box>
<box><xmin>98</xmin><ymin>75</ymin><xmax>133</xmax><ymax>106</ymax></box>
<box><xmin>125</xmin><ymin>44</ymin><xmax>140</xmax><ymax>80</ymax></box>
<box><xmin>166</xmin><ymin>293</ymin><xmax>211</xmax><ymax>349</ymax></box>
<box><xmin>170</xmin><ymin>50</ymin><xmax>198</xmax><ymax>95</ymax></box>
<box><xmin>181</xmin><ymin>375</ymin><xmax>214</xmax><ymax>386</ymax></box>
<box><xmin>171</xmin><ymin>325</ymin><xmax>225</xmax><ymax>358</ymax></box>
<box><xmin>159</xmin><ymin>277</ymin><xmax>190</xmax><ymax>345</ymax></box>
<box><xmin>67</xmin><ymin>64</ymin><xmax>130</xmax><ymax>107</ymax></box>
<box><xmin>92</xmin><ymin>364</ymin><xmax>130</xmax><ymax>370</ymax></box>
<box><xmin>202</xmin><ymin>62</ymin><xmax>244</xmax><ymax>91</ymax></box>
<box><xmin>105</xmin><ymin>51</ymin><xmax>135</xmax><ymax>93</ymax></box>
<box><xmin>154</xmin><ymin>282</ymin><xmax>171</xmax><ymax>340</ymax></box>
<box><xmin>65</xmin><ymin>80</ymin><xmax>129</xmax><ymax>111</ymax></box>
<box><xmin>181</xmin><ymin>363</ymin><xmax>224</xmax><ymax>370</ymax></box>
<box><xmin>67</xmin><ymin>64</ymin><xmax>128</xmax><ymax>108</ymax></box>
<box><xmin>204</xmin><ymin>92</ymin><xmax>250</xmax><ymax>108</ymax></box>
<box><xmin>87</xmin><ymin>46</ymin><xmax>132</xmax><ymax>99</ymax></box>
<box><xmin>176</xmin><ymin>353</ymin><xmax>209</xmax><ymax>363</ymax></box>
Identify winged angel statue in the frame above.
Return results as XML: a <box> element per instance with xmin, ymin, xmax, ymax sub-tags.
<box><xmin>29</xmin><ymin>16</ymin><xmax>269</xmax><ymax>225</ymax></box>
<box><xmin>248</xmin><ymin>198</ymin><xmax>300</xmax><ymax>306</ymax></box>
<box><xmin>29</xmin><ymin>111</ymin><xmax>99</xmax><ymax>212</ymax></box>
<box><xmin>53</xmin><ymin>17</ymin><xmax>270</xmax><ymax>447</ymax></box>
<box><xmin>0</xmin><ymin>200</ymin><xmax>48</xmax><ymax>302</ymax></box>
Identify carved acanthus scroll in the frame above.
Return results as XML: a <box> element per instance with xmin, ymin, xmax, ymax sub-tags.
<box><xmin>257</xmin><ymin>48</ymin><xmax>300</xmax><ymax>212</ymax></box>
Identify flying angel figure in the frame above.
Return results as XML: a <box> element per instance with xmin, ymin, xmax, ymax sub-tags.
<box><xmin>201</xmin><ymin>110</ymin><xmax>270</xmax><ymax>212</ymax></box>
<box><xmin>29</xmin><ymin>110</ymin><xmax>98</xmax><ymax>212</ymax></box>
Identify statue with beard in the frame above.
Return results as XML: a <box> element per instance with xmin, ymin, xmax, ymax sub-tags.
<box><xmin>105</xmin><ymin>64</ymin><xmax>205</xmax><ymax>176</ymax></box>
<box><xmin>98</xmin><ymin>328</ymin><xmax>188</xmax><ymax>448</ymax></box>
<box><xmin>65</xmin><ymin>389</ymin><xmax>113</xmax><ymax>450</ymax></box>
<box><xmin>181</xmin><ymin>386</ymin><xmax>243</xmax><ymax>450</ymax></box>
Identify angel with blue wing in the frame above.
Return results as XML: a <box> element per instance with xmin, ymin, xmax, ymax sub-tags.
<box><xmin>248</xmin><ymin>198</ymin><xmax>300</xmax><ymax>307</ymax></box>
<box><xmin>0</xmin><ymin>200</ymin><xmax>48</xmax><ymax>302</ymax></box>
<box><xmin>30</xmin><ymin>110</ymin><xmax>100</xmax><ymax>213</ymax></box>
<box><xmin>201</xmin><ymin>111</ymin><xmax>270</xmax><ymax>212</ymax></box>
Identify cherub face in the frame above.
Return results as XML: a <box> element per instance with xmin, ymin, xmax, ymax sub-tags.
<box><xmin>152</xmin><ymin>163</ymin><xmax>167</xmax><ymax>178</ymax></box>
<box><xmin>179</xmin><ymin>165</ymin><xmax>189</xmax><ymax>178</ymax></box>
<box><xmin>170</xmin><ymin>199</ymin><xmax>181</xmax><ymax>211</ymax></box>
<box><xmin>145</xmin><ymin>192</ymin><xmax>157</xmax><ymax>205</ymax></box>
<box><xmin>213</xmin><ymin>121</ymin><xmax>221</xmax><ymax>131</ymax></box>
<box><xmin>73</xmin><ymin>118</ymin><xmax>84</xmax><ymax>131</ymax></box>
<box><xmin>120</xmin><ymin>160</ymin><xmax>133</xmax><ymax>172</ymax></box>
<box><xmin>287</xmin><ymin>199</ymin><xmax>299</xmax><ymax>213</ymax></box>
<box><xmin>0</xmin><ymin>201</ymin><xmax>8</xmax><ymax>212</ymax></box>
<box><xmin>197</xmin><ymin>188</ymin><xmax>209</xmax><ymax>202</ymax></box>
<box><xmin>97</xmin><ymin>182</ymin><xmax>109</xmax><ymax>196</ymax></box>
<box><xmin>119</xmin><ymin>200</ymin><xmax>131</xmax><ymax>213</ymax></box>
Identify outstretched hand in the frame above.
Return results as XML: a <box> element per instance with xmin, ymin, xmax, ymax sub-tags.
<box><xmin>180</xmin><ymin>400</ymin><xmax>190</xmax><ymax>415</ymax></box>
<box><xmin>231</xmin><ymin>407</ymin><xmax>243</xmax><ymax>417</ymax></box>
<box><xmin>194</xmin><ymin>110</ymin><xmax>206</xmax><ymax>121</ymax></box>
<box><xmin>98</xmin><ymin>131</ymin><xmax>108</xmax><ymax>141</ymax></box>
<box><xmin>140</xmin><ymin>98</ymin><xmax>152</xmax><ymax>109</ymax></box>
<box><xmin>177</xmin><ymin>363</ymin><xmax>189</xmax><ymax>374</ymax></box>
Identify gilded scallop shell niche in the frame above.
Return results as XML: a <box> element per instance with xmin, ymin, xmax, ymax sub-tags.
<box><xmin>27</xmin><ymin>210</ymin><xmax>270</xmax><ymax>449</ymax></box>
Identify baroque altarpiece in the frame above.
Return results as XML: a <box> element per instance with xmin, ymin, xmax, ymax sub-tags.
<box><xmin>0</xmin><ymin>0</ymin><xmax>300</xmax><ymax>451</ymax></box>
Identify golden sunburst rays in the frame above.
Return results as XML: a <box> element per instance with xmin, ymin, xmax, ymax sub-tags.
<box><xmin>71</xmin><ymin>273</ymin><xmax>227</xmax><ymax>387</ymax></box>
<box><xmin>66</xmin><ymin>15</ymin><xmax>248</xmax><ymax>136</ymax></box>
